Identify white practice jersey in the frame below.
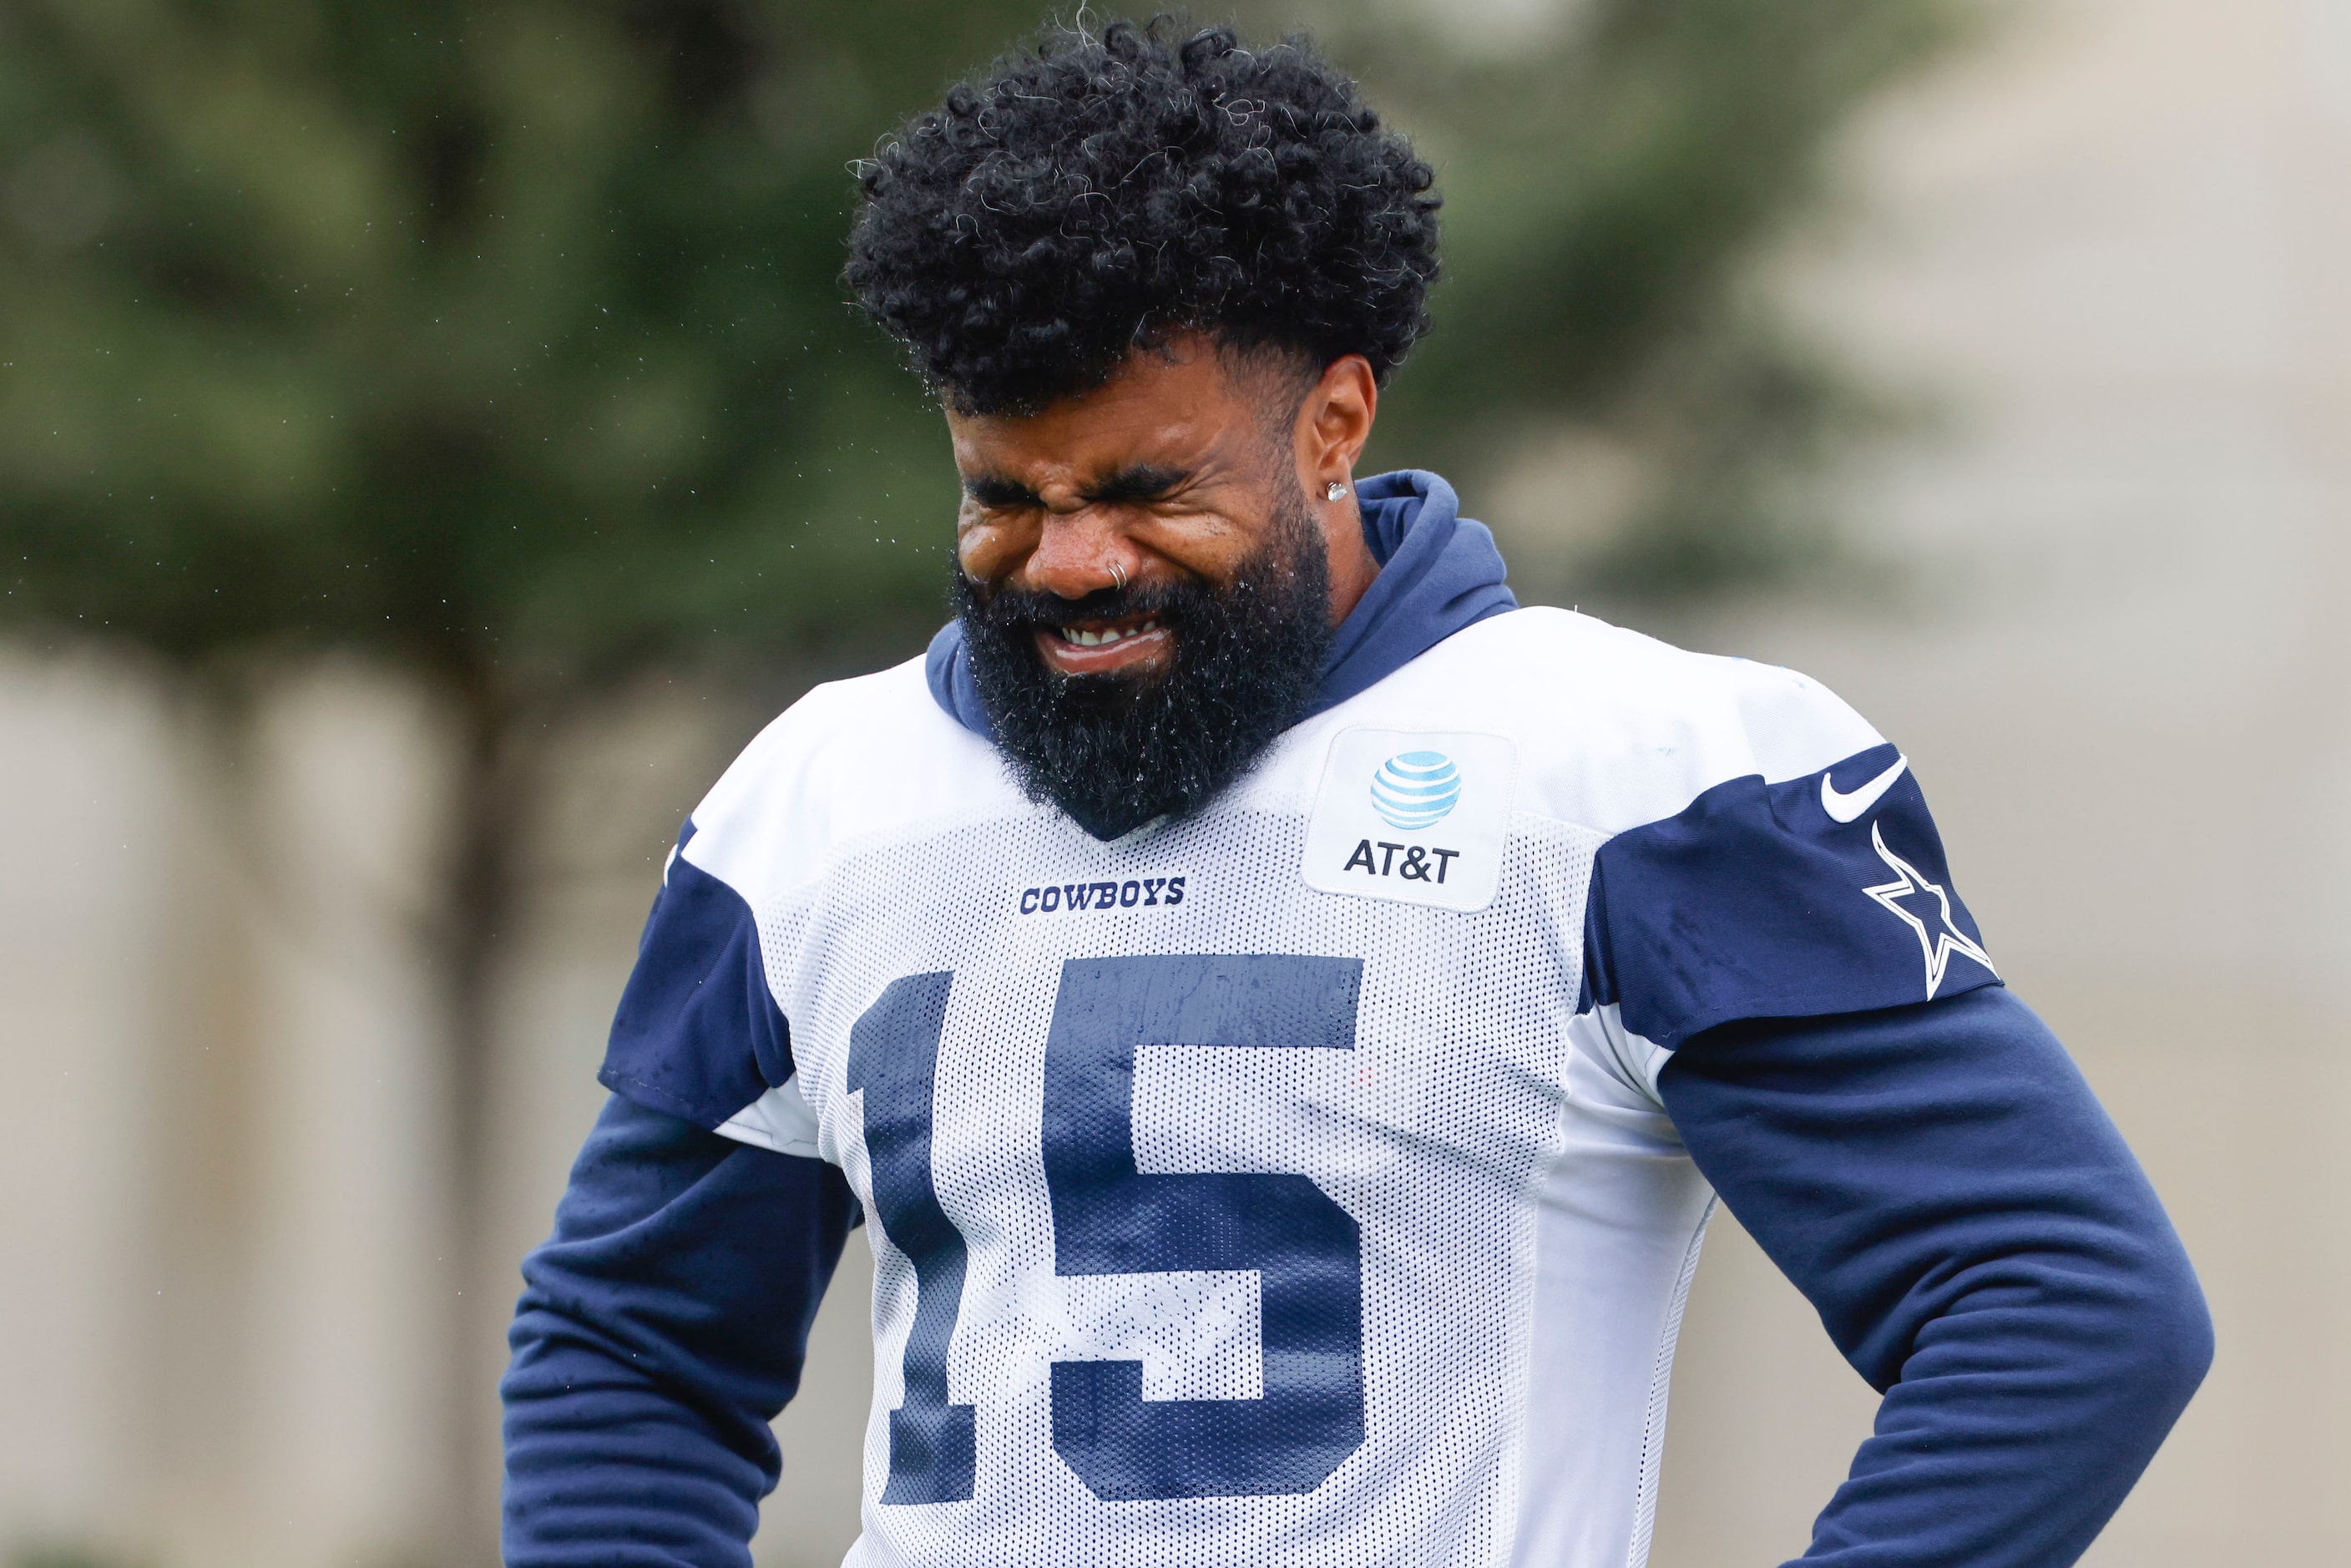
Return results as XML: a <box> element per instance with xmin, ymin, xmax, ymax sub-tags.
<box><xmin>605</xmin><ymin>606</ymin><xmax>1996</xmax><ymax>1568</ymax></box>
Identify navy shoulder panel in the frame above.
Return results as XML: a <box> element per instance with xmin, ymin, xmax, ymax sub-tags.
<box><xmin>1585</xmin><ymin>742</ymin><xmax>2000</xmax><ymax>1047</ymax></box>
<box><xmin>599</xmin><ymin>819</ymin><xmax>794</xmax><ymax>1130</ymax></box>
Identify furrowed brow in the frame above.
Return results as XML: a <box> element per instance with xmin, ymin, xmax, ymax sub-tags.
<box><xmin>1081</xmin><ymin>464</ymin><xmax>1191</xmax><ymax>506</ymax></box>
<box><xmin>963</xmin><ymin>473</ymin><xmax>1043</xmax><ymax>508</ymax></box>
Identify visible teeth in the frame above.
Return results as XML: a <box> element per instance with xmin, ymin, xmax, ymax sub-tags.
<box><xmin>1065</xmin><ymin>620</ymin><xmax>1157</xmax><ymax>648</ymax></box>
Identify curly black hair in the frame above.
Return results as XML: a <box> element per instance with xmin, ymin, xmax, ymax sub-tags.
<box><xmin>845</xmin><ymin>18</ymin><xmax>1441</xmax><ymax>415</ymax></box>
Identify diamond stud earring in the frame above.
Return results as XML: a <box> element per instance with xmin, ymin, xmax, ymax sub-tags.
<box><xmin>1326</xmin><ymin>481</ymin><xmax>1349</xmax><ymax>501</ymax></box>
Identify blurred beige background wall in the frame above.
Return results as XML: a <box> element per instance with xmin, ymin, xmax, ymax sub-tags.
<box><xmin>1647</xmin><ymin>1</ymin><xmax>2351</xmax><ymax>1560</ymax></box>
<box><xmin>3</xmin><ymin>0</ymin><xmax>2344</xmax><ymax>1563</ymax></box>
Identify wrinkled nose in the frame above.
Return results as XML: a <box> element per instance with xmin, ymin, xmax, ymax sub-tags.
<box><xmin>1021</xmin><ymin>508</ymin><xmax>1140</xmax><ymax>602</ymax></box>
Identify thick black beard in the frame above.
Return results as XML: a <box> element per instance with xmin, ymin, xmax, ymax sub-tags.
<box><xmin>953</xmin><ymin>492</ymin><xmax>1332</xmax><ymax>841</ymax></box>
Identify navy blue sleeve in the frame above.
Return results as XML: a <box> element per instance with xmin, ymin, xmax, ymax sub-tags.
<box><xmin>600</xmin><ymin>818</ymin><xmax>794</xmax><ymax>1130</ymax></box>
<box><xmin>1657</xmin><ymin>987</ymin><xmax>2212</xmax><ymax>1567</ymax></box>
<box><xmin>502</xmin><ymin>1095</ymin><xmax>860</xmax><ymax>1568</ymax></box>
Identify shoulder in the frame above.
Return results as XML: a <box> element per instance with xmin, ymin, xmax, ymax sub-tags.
<box><xmin>1438</xmin><ymin>609</ymin><xmax>2003</xmax><ymax>1043</ymax></box>
<box><xmin>1343</xmin><ymin>606</ymin><xmax>1883</xmax><ymax>833</ymax></box>
<box><xmin>680</xmin><ymin>655</ymin><xmax>1018</xmax><ymax>908</ymax></box>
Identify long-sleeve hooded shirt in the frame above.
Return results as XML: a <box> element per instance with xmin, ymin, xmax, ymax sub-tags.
<box><xmin>503</xmin><ymin>470</ymin><xmax>2208</xmax><ymax>1568</ymax></box>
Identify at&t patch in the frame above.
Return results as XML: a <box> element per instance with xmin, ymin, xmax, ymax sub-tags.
<box><xmin>1302</xmin><ymin>729</ymin><xmax>1517</xmax><ymax>913</ymax></box>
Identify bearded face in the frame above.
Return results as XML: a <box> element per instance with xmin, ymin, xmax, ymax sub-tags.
<box><xmin>952</xmin><ymin>473</ymin><xmax>1332</xmax><ymax>840</ymax></box>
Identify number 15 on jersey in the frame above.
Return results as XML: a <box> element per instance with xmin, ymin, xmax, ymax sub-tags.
<box><xmin>846</xmin><ymin>953</ymin><xmax>1369</xmax><ymax>1504</ymax></box>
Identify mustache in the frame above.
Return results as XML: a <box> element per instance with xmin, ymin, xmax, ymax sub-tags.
<box><xmin>960</xmin><ymin>578</ymin><xmax>1203</xmax><ymax>636</ymax></box>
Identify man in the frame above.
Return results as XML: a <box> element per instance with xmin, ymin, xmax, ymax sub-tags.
<box><xmin>503</xmin><ymin>21</ymin><xmax>2208</xmax><ymax>1568</ymax></box>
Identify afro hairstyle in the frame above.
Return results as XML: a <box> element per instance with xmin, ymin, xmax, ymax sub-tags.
<box><xmin>845</xmin><ymin>18</ymin><xmax>1441</xmax><ymax>415</ymax></box>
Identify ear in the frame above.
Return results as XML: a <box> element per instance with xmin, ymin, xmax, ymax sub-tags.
<box><xmin>1292</xmin><ymin>355</ymin><xmax>1378</xmax><ymax>493</ymax></box>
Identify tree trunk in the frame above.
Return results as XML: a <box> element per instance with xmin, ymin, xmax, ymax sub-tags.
<box><xmin>438</xmin><ymin>672</ymin><xmax>534</xmax><ymax>1565</ymax></box>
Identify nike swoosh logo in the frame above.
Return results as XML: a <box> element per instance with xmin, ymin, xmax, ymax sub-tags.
<box><xmin>1821</xmin><ymin>754</ymin><xmax>1909</xmax><ymax>823</ymax></box>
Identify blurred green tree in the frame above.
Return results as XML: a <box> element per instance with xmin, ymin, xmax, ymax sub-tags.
<box><xmin>1337</xmin><ymin>0</ymin><xmax>1969</xmax><ymax>591</ymax></box>
<box><xmin>0</xmin><ymin>0</ymin><xmax>1963</xmax><ymax>1557</ymax></box>
<box><xmin>1</xmin><ymin>0</ymin><xmax>1049</xmax><ymax>1552</ymax></box>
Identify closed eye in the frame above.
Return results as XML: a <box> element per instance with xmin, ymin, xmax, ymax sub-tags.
<box><xmin>964</xmin><ymin>475</ymin><xmax>1043</xmax><ymax>509</ymax></box>
<box><xmin>959</xmin><ymin>465</ymin><xmax>1193</xmax><ymax>511</ymax></box>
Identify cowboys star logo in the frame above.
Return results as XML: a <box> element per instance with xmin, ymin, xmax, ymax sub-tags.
<box><xmin>1861</xmin><ymin>822</ymin><xmax>1997</xmax><ymax>999</ymax></box>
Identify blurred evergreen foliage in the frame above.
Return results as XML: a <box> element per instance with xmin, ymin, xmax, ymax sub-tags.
<box><xmin>1349</xmin><ymin>0</ymin><xmax>1969</xmax><ymax>593</ymax></box>
<box><xmin>0</xmin><ymin>0</ymin><xmax>1969</xmax><ymax>691</ymax></box>
<box><xmin>0</xmin><ymin>0</ymin><xmax>1043</xmax><ymax>699</ymax></box>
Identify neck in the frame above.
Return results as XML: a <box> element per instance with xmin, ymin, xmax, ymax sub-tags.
<box><xmin>1323</xmin><ymin>500</ymin><xmax>1381</xmax><ymax>625</ymax></box>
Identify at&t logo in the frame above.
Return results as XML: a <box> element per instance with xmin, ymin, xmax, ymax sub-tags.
<box><xmin>1345</xmin><ymin>750</ymin><xmax>1464</xmax><ymax>885</ymax></box>
<box><xmin>1368</xmin><ymin>751</ymin><xmax>1461</xmax><ymax>830</ymax></box>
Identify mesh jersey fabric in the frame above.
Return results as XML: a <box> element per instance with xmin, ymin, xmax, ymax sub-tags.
<box><xmin>603</xmin><ymin>605</ymin><xmax>2002</xmax><ymax>1568</ymax></box>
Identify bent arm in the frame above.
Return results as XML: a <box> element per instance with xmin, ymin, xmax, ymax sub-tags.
<box><xmin>1657</xmin><ymin>987</ymin><xmax>2212</xmax><ymax>1568</ymax></box>
<box><xmin>502</xmin><ymin>1094</ymin><xmax>860</xmax><ymax>1568</ymax></box>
